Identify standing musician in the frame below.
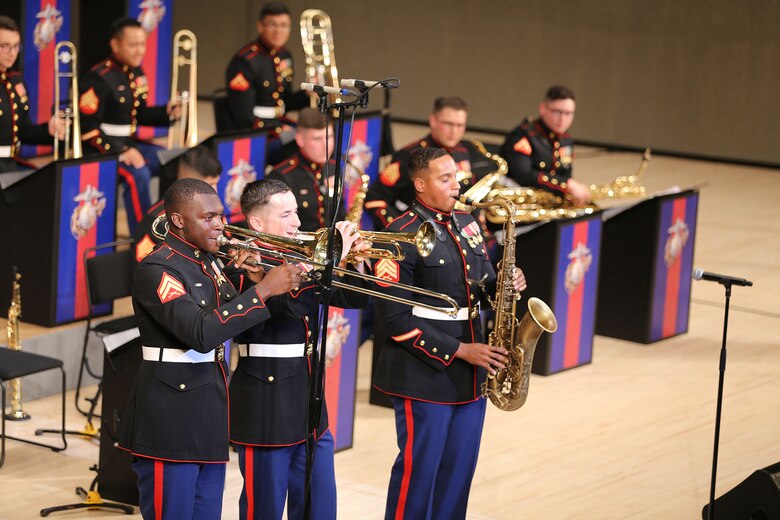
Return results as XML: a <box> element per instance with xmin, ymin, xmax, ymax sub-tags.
<box><xmin>79</xmin><ymin>17</ymin><xmax>180</xmax><ymax>234</ymax></box>
<box><xmin>228</xmin><ymin>178</ymin><xmax>369</xmax><ymax>520</ymax></box>
<box><xmin>500</xmin><ymin>85</ymin><xmax>591</xmax><ymax>205</ymax></box>
<box><xmin>372</xmin><ymin>147</ymin><xmax>526</xmax><ymax>520</ymax></box>
<box><xmin>0</xmin><ymin>16</ymin><xmax>64</xmax><ymax>172</ymax></box>
<box><xmin>133</xmin><ymin>145</ymin><xmax>222</xmax><ymax>262</ymax></box>
<box><xmin>364</xmin><ymin>96</ymin><xmax>498</xmax><ymax>229</ymax></box>
<box><xmin>225</xmin><ymin>1</ymin><xmax>308</xmax><ymax>163</ymax></box>
<box><xmin>120</xmin><ymin>178</ymin><xmax>302</xmax><ymax>520</ymax></box>
<box><xmin>265</xmin><ymin>108</ymin><xmax>344</xmax><ymax>231</ymax></box>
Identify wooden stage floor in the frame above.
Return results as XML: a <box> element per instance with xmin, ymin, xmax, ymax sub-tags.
<box><xmin>1</xmin><ymin>124</ymin><xmax>778</xmax><ymax>519</ymax></box>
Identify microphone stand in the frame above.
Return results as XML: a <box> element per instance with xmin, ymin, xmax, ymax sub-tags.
<box><xmin>302</xmin><ymin>88</ymin><xmax>368</xmax><ymax>520</ymax></box>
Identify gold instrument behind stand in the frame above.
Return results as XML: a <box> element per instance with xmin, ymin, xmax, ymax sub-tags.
<box><xmin>344</xmin><ymin>159</ymin><xmax>369</xmax><ymax>225</ymax></box>
<box><xmin>5</xmin><ymin>268</ymin><xmax>30</xmax><ymax>421</ymax></box>
<box><xmin>485</xmin><ymin>147</ymin><xmax>651</xmax><ymax>223</ymax></box>
<box><xmin>53</xmin><ymin>41</ymin><xmax>82</xmax><ymax>160</ymax></box>
<box><xmin>456</xmin><ymin>140</ymin><xmax>509</xmax><ymax>209</ymax></box>
<box><xmin>300</xmin><ymin>10</ymin><xmax>340</xmax><ymax>107</ymax></box>
<box><xmin>167</xmin><ymin>30</ymin><xmax>198</xmax><ymax>150</ymax></box>
<box><xmin>467</xmin><ymin>198</ymin><xmax>557</xmax><ymax>411</ymax></box>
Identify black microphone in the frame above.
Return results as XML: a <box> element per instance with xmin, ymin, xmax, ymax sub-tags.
<box><xmin>299</xmin><ymin>82</ymin><xmax>357</xmax><ymax>97</ymax></box>
<box><xmin>340</xmin><ymin>78</ymin><xmax>400</xmax><ymax>90</ymax></box>
<box><xmin>692</xmin><ymin>268</ymin><xmax>753</xmax><ymax>287</ymax></box>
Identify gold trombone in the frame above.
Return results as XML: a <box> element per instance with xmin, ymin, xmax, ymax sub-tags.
<box><xmin>53</xmin><ymin>41</ymin><xmax>81</xmax><ymax>160</ymax></box>
<box><xmin>322</xmin><ymin>223</ymin><xmax>435</xmax><ymax>263</ymax></box>
<box><xmin>300</xmin><ymin>10</ymin><xmax>340</xmax><ymax>108</ymax></box>
<box><xmin>167</xmin><ymin>30</ymin><xmax>198</xmax><ymax>150</ymax></box>
<box><xmin>221</xmin><ymin>224</ymin><xmax>460</xmax><ymax>317</ymax></box>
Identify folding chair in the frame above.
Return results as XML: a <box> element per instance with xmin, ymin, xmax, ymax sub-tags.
<box><xmin>72</xmin><ymin>240</ymin><xmax>137</xmax><ymax>435</ymax></box>
<box><xmin>212</xmin><ymin>87</ymin><xmax>239</xmax><ymax>133</ymax></box>
<box><xmin>0</xmin><ymin>348</ymin><xmax>67</xmax><ymax>468</ymax></box>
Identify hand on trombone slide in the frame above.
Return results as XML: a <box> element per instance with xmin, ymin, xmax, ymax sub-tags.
<box><xmin>48</xmin><ymin>111</ymin><xmax>66</xmax><ymax>140</ymax></box>
<box><xmin>167</xmin><ymin>96</ymin><xmax>183</xmax><ymax>121</ymax></box>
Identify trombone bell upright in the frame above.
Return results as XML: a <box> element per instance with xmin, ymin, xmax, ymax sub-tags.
<box><xmin>167</xmin><ymin>30</ymin><xmax>198</xmax><ymax>150</ymax></box>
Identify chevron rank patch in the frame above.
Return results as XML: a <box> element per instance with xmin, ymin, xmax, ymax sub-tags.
<box><xmin>157</xmin><ymin>272</ymin><xmax>186</xmax><ymax>304</ymax></box>
<box><xmin>375</xmin><ymin>259</ymin><xmax>399</xmax><ymax>288</ymax></box>
<box><xmin>229</xmin><ymin>72</ymin><xmax>250</xmax><ymax>92</ymax></box>
<box><xmin>513</xmin><ymin>137</ymin><xmax>532</xmax><ymax>155</ymax></box>
<box><xmin>79</xmin><ymin>87</ymin><xmax>99</xmax><ymax>115</ymax></box>
<box><xmin>379</xmin><ymin>162</ymin><xmax>400</xmax><ymax>186</ymax></box>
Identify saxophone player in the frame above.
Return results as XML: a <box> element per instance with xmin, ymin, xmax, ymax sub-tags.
<box><xmin>265</xmin><ymin>108</ymin><xmax>345</xmax><ymax>232</ymax></box>
<box><xmin>372</xmin><ymin>147</ymin><xmax>526</xmax><ymax>520</ymax></box>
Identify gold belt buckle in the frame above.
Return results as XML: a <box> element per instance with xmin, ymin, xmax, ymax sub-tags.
<box><xmin>216</xmin><ymin>345</ymin><xmax>225</xmax><ymax>362</ymax></box>
<box><xmin>470</xmin><ymin>306</ymin><xmax>480</xmax><ymax>319</ymax></box>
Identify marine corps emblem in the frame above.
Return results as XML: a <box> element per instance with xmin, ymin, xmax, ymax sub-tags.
<box><xmin>564</xmin><ymin>242</ymin><xmax>592</xmax><ymax>294</ymax></box>
<box><xmin>225</xmin><ymin>159</ymin><xmax>257</xmax><ymax>213</ymax></box>
<box><xmin>664</xmin><ymin>217</ymin><xmax>689</xmax><ymax>267</ymax></box>
<box><xmin>33</xmin><ymin>5</ymin><xmax>63</xmax><ymax>51</ymax></box>
<box><xmin>70</xmin><ymin>185</ymin><xmax>107</xmax><ymax>240</ymax></box>
<box><xmin>137</xmin><ymin>0</ymin><xmax>166</xmax><ymax>33</ymax></box>
<box><xmin>325</xmin><ymin>310</ymin><xmax>351</xmax><ymax>367</ymax></box>
<box><xmin>346</xmin><ymin>139</ymin><xmax>372</xmax><ymax>186</ymax></box>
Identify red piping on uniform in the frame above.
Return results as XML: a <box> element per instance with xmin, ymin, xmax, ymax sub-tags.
<box><xmin>373</xmin><ymin>386</ymin><xmax>479</xmax><ymax>406</ymax></box>
<box><xmin>245</xmin><ymin>446</ymin><xmax>254</xmax><ymax>519</ymax></box>
<box><xmin>118</xmin><ymin>166</ymin><xmax>144</xmax><ymax>222</ymax></box>
<box><xmin>395</xmin><ymin>399</ymin><xmax>414</xmax><ymax>520</ymax></box>
<box><xmin>154</xmin><ymin>460</ymin><xmax>164</xmax><ymax>520</ymax></box>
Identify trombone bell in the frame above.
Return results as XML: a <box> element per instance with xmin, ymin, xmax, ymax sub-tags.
<box><xmin>167</xmin><ymin>30</ymin><xmax>198</xmax><ymax>150</ymax></box>
<box><xmin>54</xmin><ymin>41</ymin><xmax>82</xmax><ymax>160</ymax></box>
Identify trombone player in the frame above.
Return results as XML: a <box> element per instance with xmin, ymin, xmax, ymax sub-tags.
<box><xmin>372</xmin><ymin>147</ymin><xmax>527</xmax><ymax>520</ymax></box>
<box><xmin>0</xmin><ymin>16</ymin><xmax>64</xmax><ymax>173</ymax></box>
<box><xmin>227</xmin><ymin>178</ymin><xmax>369</xmax><ymax>520</ymax></box>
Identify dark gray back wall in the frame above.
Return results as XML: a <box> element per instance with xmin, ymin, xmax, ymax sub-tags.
<box><xmin>175</xmin><ymin>0</ymin><xmax>780</xmax><ymax>164</ymax></box>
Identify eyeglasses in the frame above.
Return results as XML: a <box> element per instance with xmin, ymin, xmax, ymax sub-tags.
<box><xmin>263</xmin><ymin>22</ymin><xmax>291</xmax><ymax>31</ymax></box>
<box><xmin>0</xmin><ymin>43</ymin><xmax>22</xmax><ymax>53</ymax></box>
<box><xmin>546</xmin><ymin>104</ymin><xmax>575</xmax><ymax>118</ymax></box>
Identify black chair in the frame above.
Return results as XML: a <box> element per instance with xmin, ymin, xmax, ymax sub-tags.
<box><xmin>212</xmin><ymin>87</ymin><xmax>239</xmax><ymax>133</ymax></box>
<box><xmin>0</xmin><ymin>348</ymin><xmax>67</xmax><ymax>468</ymax></box>
<box><xmin>72</xmin><ymin>240</ymin><xmax>137</xmax><ymax>432</ymax></box>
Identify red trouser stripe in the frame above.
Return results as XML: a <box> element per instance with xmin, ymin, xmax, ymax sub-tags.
<box><xmin>395</xmin><ymin>399</ymin><xmax>415</xmax><ymax>520</ymax></box>
<box><xmin>246</xmin><ymin>446</ymin><xmax>254</xmax><ymax>519</ymax></box>
<box><xmin>154</xmin><ymin>460</ymin><xmax>164</xmax><ymax>520</ymax></box>
<box><xmin>118</xmin><ymin>166</ymin><xmax>144</xmax><ymax>223</ymax></box>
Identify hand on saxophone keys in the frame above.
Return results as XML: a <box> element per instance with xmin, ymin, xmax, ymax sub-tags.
<box><xmin>511</xmin><ymin>267</ymin><xmax>527</xmax><ymax>293</ymax></box>
<box><xmin>454</xmin><ymin>342</ymin><xmax>510</xmax><ymax>376</ymax></box>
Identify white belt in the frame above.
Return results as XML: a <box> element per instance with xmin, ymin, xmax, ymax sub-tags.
<box><xmin>412</xmin><ymin>305</ymin><xmax>474</xmax><ymax>321</ymax></box>
<box><xmin>0</xmin><ymin>145</ymin><xmax>11</xmax><ymax>158</ymax></box>
<box><xmin>253</xmin><ymin>105</ymin><xmax>285</xmax><ymax>119</ymax></box>
<box><xmin>100</xmin><ymin>123</ymin><xmax>132</xmax><ymax>137</ymax></box>
<box><xmin>142</xmin><ymin>346</ymin><xmax>216</xmax><ymax>363</ymax></box>
<box><xmin>238</xmin><ymin>343</ymin><xmax>305</xmax><ymax>358</ymax></box>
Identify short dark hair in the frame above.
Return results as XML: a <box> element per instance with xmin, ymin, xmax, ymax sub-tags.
<box><xmin>259</xmin><ymin>2</ymin><xmax>290</xmax><ymax>20</ymax></box>
<box><xmin>545</xmin><ymin>85</ymin><xmax>576</xmax><ymax>102</ymax></box>
<box><xmin>297</xmin><ymin>108</ymin><xmax>327</xmax><ymax>130</ymax></box>
<box><xmin>179</xmin><ymin>146</ymin><xmax>222</xmax><ymax>179</ymax></box>
<box><xmin>409</xmin><ymin>147</ymin><xmax>448</xmax><ymax>179</ymax></box>
<box><xmin>0</xmin><ymin>16</ymin><xmax>20</xmax><ymax>33</ymax></box>
<box><xmin>240</xmin><ymin>179</ymin><xmax>291</xmax><ymax>216</ymax></box>
<box><xmin>165</xmin><ymin>178</ymin><xmax>218</xmax><ymax>217</ymax></box>
<box><xmin>433</xmin><ymin>96</ymin><xmax>468</xmax><ymax>114</ymax></box>
<box><xmin>109</xmin><ymin>17</ymin><xmax>142</xmax><ymax>41</ymax></box>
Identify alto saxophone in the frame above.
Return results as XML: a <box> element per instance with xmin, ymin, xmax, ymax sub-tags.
<box><xmin>344</xmin><ymin>159</ymin><xmax>370</xmax><ymax>225</ymax></box>
<box><xmin>467</xmin><ymin>197</ymin><xmax>558</xmax><ymax>411</ymax></box>
<box><xmin>5</xmin><ymin>268</ymin><xmax>30</xmax><ymax>421</ymax></box>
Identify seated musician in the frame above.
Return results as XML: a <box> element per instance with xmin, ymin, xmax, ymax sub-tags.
<box><xmin>372</xmin><ymin>147</ymin><xmax>526</xmax><ymax>520</ymax></box>
<box><xmin>0</xmin><ymin>16</ymin><xmax>64</xmax><ymax>173</ymax></box>
<box><xmin>228</xmin><ymin>178</ymin><xmax>369</xmax><ymax>520</ymax></box>
<box><xmin>500</xmin><ymin>85</ymin><xmax>591</xmax><ymax>205</ymax></box>
<box><xmin>265</xmin><ymin>108</ymin><xmax>345</xmax><ymax>231</ymax></box>
<box><xmin>364</xmin><ymin>96</ymin><xmax>500</xmax><ymax>229</ymax></box>
<box><xmin>79</xmin><ymin>18</ymin><xmax>180</xmax><ymax>234</ymax></box>
<box><xmin>133</xmin><ymin>145</ymin><xmax>222</xmax><ymax>262</ymax></box>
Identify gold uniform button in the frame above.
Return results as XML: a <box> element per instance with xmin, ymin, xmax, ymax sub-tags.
<box><xmin>456</xmin><ymin>236</ymin><xmax>461</xmax><ymax>242</ymax></box>
<box><xmin>119</xmin><ymin>96</ymin><xmax>125</xmax><ymax>103</ymax></box>
<box><xmin>444</xmin><ymin>354</ymin><xmax>450</xmax><ymax>360</ymax></box>
<box><xmin>439</xmin><ymin>259</ymin><xmax>445</xmax><ymax>265</ymax></box>
<box><xmin>222</xmin><ymin>310</ymin><xmax>229</xmax><ymax>316</ymax></box>
<box><xmin>263</xmin><ymin>80</ymin><xmax>270</xmax><ymax>87</ymax></box>
<box><xmin>462</xmin><ymin>249</ymin><xmax>467</xmax><ymax>255</ymax></box>
<box><xmin>304</xmin><ymin>316</ymin><xmax>309</xmax><ymax>322</ymax></box>
<box><xmin>200</xmin><ymin>299</ymin><xmax>206</xmax><ymax>305</ymax></box>
<box><xmin>540</xmin><ymin>161</ymin><xmax>546</xmax><ymax>168</ymax></box>
<box><xmin>272</xmin><ymin>92</ymin><xmax>279</xmax><ymax>99</ymax></box>
<box><xmin>420</xmin><ymin>340</ymin><xmax>425</xmax><ymax>346</ymax></box>
<box><xmin>554</xmin><ymin>141</ymin><xmax>560</xmax><ymax>148</ymax></box>
<box><xmin>273</xmin><ymin>57</ymin><xmax>280</xmax><ymax>64</ymax></box>
<box><xmin>268</xmin><ymin>376</ymin><xmax>275</xmax><ymax>382</ymax></box>
<box><xmin>307</xmin><ymin>331</ymin><xmax>312</xmax><ymax>336</ymax></box>
<box><xmin>319</xmin><ymin>208</ymin><xmax>325</xmax><ymax>214</ymax></box>
<box><xmin>252</xmin><ymin>298</ymin><xmax>259</xmax><ymax>303</ymax></box>
<box><xmin>466</xmin><ymin>264</ymin><xmax>471</xmax><ymax>270</ymax></box>
<box><xmin>432</xmin><ymin>347</ymin><xmax>438</xmax><ymax>353</ymax></box>
<box><xmin>237</xmin><ymin>304</ymin><xmax>243</xmax><ymax>310</ymax></box>
<box><xmin>302</xmin><ymin>201</ymin><xmax>309</xmax><ymax>208</ymax></box>
<box><xmin>179</xmin><ymin>384</ymin><xmax>186</xmax><ymax>390</ymax></box>
<box><xmin>470</xmin><ymin>294</ymin><xmax>476</xmax><ymax>300</ymax></box>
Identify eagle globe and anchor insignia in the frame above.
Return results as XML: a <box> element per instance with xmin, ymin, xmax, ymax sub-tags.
<box><xmin>664</xmin><ymin>217</ymin><xmax>689</xmax><ymax>267</ymax></box>
<box><xmin>70</xmin><ymin>185</ymin><xmax>107</xmax><ymax>240</ymax></box>
<box><xmin>33</xmin><ymin>5</ymin><xmax>63</xmax><ymax>51</ymax></box>
<box><xmin>224</xmin><ymin>160</ymin><xmax>257</xmax><ymax>213</ymax></box>
<box><xmin>137</xmin><ymin>0</ymin><xmax>166</xmax><ymax>33</ymax></box>
<box><xmin>564</xmin><ymin>242</ymin><xmax>592</xmax><ymax>295</ymax></box>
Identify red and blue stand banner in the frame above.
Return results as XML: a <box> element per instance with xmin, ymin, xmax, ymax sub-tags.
<box><xmin>339</xmin><ymin>112</ymin><xmax>383</xmax><ymax>230</ymax></box>
<box><xmin>213</xmin><ymin>132</ymin><xmax>267</xmax><ymax>223</ymax></box>
<box><xmin>323</xmin><ymin>306</ymin><xmax>360</xmax><ymax>452</ymax></box>
<box><xmin>649</xmin><ymin>192</ymin><xmax>699</xmax><ymax>341</ymax></box>
<box><xmin>20</xmin><ymin>0</ymin><xmax>72</xmax><ymax>158</ymax></box>
<box><xmin>128</xmin><ymin>0</ymin><xmax>172</xmax><ymax>140</ymax></box>
<box><xmin>547</xmin><ymin>216</ymin><xmax>602</xmax><ymax>374</ymax></box>
<box><xmin>55</xmin><ymin>157</ymin><xmax>118</xmax><ymax>324</ymax></box>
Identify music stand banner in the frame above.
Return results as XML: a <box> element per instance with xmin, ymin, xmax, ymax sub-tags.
<box><xmin>649</xmin><ymin>192</ymin><xmax>699</xmax><ymax>341</ymax></box>
<box><xmin>548</xmin><ymin>216</ymin><xmax>602</xmax><ymax>373</ymax></box>
<box><xmin>56</xmin><ymin>158</ymin><xmax>117</xmax><ymax>323</ymax></box>
<box><xmin>214</xmin><ymin>133</ymin><xmax>268</xmax><ymax>223</ymax></box>
<box><xmin>128</xmin><ymin>0</ymin><xmax>172</xmax><ymax>139</ymax></box>
<box><xmin>20</xmin><ymin>0</ymin><xmax>72</xmax><ymax>158</ymax></box>
<box><xmin>323</xmin><ymin>306</ymin><xmax>360</xmax><ymax>452</ymax></box>
<box><xmin>339</xmin><ymin>112</ymin><xmax>382</xmax><ymax>230</ymax></box>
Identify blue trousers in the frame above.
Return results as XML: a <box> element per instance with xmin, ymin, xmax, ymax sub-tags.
<box><xmin>117</xmin><ymin>140</ymin><xmax>162</xmax><ymax>234</ymax></box>
<box><xmin>132</xmin><ymin>457</ymin><xmax>226</xmax><ymax>520</ymax></box>
<box><xmin>235</xmin><ymin>430</ymin><xmax>337</xmax><ymax>520</ymax></box>
<box><xmin>385</xmin><ymin>397</ymin><xmax>487</xmax><ymax>520</ymax></box>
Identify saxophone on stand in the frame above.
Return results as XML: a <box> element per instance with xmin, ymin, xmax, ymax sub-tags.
<box><xmin>5</xmin><ymin>268</ymin><xmax>30</xmax><ymax>421</ymax></box>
